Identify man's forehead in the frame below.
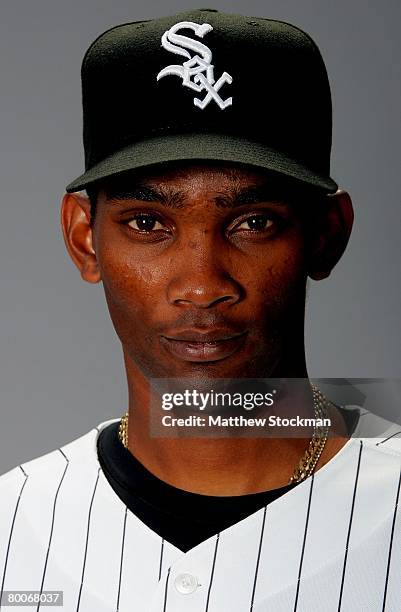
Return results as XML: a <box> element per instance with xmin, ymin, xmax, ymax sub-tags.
<box><xmin>97</xmin><ymin>162</ymin><xmax>321</xmax><ymax>202</ymax></box>
<box><xmin>96</xmin><ymin>170</ymin><xmax>326</xmax><ymax>217</ymax></box>
<box><xmin>104</xmin><ymin>161</ymin><xmax>268</xmax><ymax>188</ymax></box>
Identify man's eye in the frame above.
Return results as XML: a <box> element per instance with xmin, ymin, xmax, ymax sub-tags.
<box><xmin>127</xmin><ymin>215</ymin><xmax>165</xmax><ymax>232</ymax></box>
<box><xmin>234</xmin><ymin>215</ymin><xmax>274</xmax><ymax>231</ymax></box>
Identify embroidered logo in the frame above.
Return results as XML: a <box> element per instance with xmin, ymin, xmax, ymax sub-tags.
<box><xmin>156</xmin><ymin>21</ymin><xmax>233</xmax><ymax>110</ymax></box>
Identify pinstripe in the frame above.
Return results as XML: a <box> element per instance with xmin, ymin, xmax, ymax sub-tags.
<box><xmin>36</xmin><ymin>450</ymin><xmax>69</xmax><ymax>611</ymax></box>
<box><xmin>293</xmin><ymin>475</ymin><xmax>315</xmax><ymax>611</ymax></box>
<box><xmin>116</xmin><ymin>507</ymin><xmax>128</xmax><ymax>612</ymax></box>
<box><xmin>381</xmin><ymin>468</ymin><xmax>401</xmax><ymax>611</ymax></box>
<box><xmin>338</xmin><ymin>440</ymin><xmax>363</xmax><ymax>611</ymax></box>
<box><xmin>76</xmin><ymin>467</ymin><xmax>100</xmax><ymax>612</ymax></box>
<box><xmin>0</xmin><ymin>467</ymin><xmax>29</xmax><ymax>611</ymax></box>
<box><xmin>205</xmin><ymin>533</ymin><xmax>220</xmax><ymax>612</ymax></box>
<box><xmin>162</xmin><ymin>567</ymin><xmax>171</xmax><ymax>612</ymax></box>
<box><xmin>249</xmin><ymin>507</ymin><xmax>267</xmax><ymax>611</ymax></box>
<box><xmin>376</xmin><ymin>431</ymin><xmax>401</xmax><ymax>447</ymax></box>
<box><xmin>158</xmin><ymin>539</ymin><xmax>165</xmax><ymax>582</ymax></box>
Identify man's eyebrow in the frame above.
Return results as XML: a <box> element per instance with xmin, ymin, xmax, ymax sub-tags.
<box><xmin>214</xmin><ymin>184</ymin><xmax>295</xmax><ymax>208</ymax></box>
<box><xmin>105</xmin><ymin>184</ymin><xmax>186</xmax><ymax>208</ymax></box>
<box><xmin>104</xmin><ymin>182</ymin><xmax>295</xmax><ymax>209</ymax></box>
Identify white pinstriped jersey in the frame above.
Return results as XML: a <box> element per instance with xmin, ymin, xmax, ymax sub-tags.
<box><xmin>1</xmin><ymin>409</ymin><xmax>401</xmax><ymax>611</ymax></box>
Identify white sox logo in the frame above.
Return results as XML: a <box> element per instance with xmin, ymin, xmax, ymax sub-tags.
<box><xmin>156</xmin><ymin>21</ymin><xmax>233</xmax><ymax>110</ymax></box>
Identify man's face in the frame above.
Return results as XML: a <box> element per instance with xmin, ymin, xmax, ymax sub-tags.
<box><xmin>90</xmin><ymin>163</ymin><xmax>313</xmax><ymax>379</ymax></box>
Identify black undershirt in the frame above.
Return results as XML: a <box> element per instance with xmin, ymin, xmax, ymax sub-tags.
<box><xmin>97</xmin><ymin>408</ymin><xmax>359</xmax><ymax>552</ymax></box>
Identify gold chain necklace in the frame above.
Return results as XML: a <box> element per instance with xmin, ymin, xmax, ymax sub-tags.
<box><xmin>288</xmin><ymin>384</ymin><xmax>330</xmax><ymax>484</ymax></box>
<box><xmin>118</xmin><ymin>411</ymin><xmax>129</xmax><ymax>450</ymax></box>
<box><xmin>118</xmin><ymin>383</ymin><xmax>330</xmax><ymax>485</ymax></box>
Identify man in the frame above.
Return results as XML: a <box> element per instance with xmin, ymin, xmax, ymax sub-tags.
<box><xmin>0</xmin><ymin>8</ymin><xmax>400</xmax><ymax>612</ymax></box>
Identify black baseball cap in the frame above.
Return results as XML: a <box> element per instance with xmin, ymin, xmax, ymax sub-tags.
<box><xmin>66</xmin><ymin>8</ymin><xmax>338</xmax><ymax>194</ymax></box>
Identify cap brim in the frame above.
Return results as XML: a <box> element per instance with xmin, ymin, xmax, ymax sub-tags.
<box><xmin>66</xmin><ymin>133</ymin><xmax>338</xmax><ymax>193</ymax></box>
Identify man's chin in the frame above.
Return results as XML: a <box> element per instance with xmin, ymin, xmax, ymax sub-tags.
<box><xmin>150</xmin><ymin>353</ymin><xmax>280</xmax><ymax>381</ymax></box>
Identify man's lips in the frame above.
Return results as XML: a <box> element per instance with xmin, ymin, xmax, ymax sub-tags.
<box><xmin>160</xmin><ymin>329</ymin><xmax>248</xmax><ymax>362</ymax></box>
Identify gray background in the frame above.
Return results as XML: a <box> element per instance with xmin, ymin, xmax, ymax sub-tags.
<box><xmin>0</xmin><ymin>0</ymin><xmax>400</xmax><ymax>473</ymax></box>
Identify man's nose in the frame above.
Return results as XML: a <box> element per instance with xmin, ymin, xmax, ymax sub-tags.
<box><xmin>166</xmin><ymin>242</ymin><xmax>242</xmax><ymax>309</ymax></box>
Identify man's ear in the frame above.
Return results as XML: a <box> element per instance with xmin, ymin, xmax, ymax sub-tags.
<box><xmin>308</xmin><ymin>189</ymin><xmax>354</xmax><ymax>281</ymax></box>
<box><xmin>60</xmin><ymin>192</ymin><xmax>101</xmax><ymax>284</ymax></box>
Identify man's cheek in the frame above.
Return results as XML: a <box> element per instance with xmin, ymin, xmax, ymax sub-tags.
<box><xmin>100</xmin><ymin>259</ymin><xmax>157</xmax><ymax>303</ymax></box>
<box><xmin>256</xmin><ymin>265</ymin><xmax>306</xmax><ymax>315</ymax></box>
<box><xmin>102</xmin><ymin>278</ymin><xmax>153</xmax><ymax>342</ymax></box>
